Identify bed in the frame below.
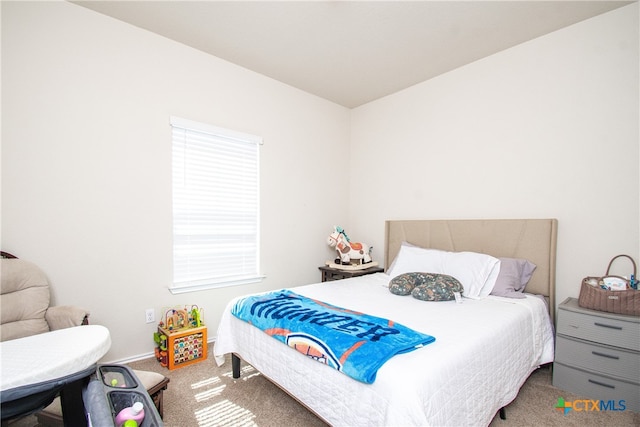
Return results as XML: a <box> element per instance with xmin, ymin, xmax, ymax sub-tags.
<box><xmin>214</xmin><ymin>219</ymin><xmax>557</xmax><ymax>426</ymax></box>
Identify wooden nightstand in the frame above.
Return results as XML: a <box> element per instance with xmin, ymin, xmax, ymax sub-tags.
<box><xmin>318</xmin><ymin>265</ymin><xmax>384</xmax><ymax>282</ymax></box>
<box><xmin>552</xmin><ymin>297</ymin><xmax>639</xmax><ymax>412</ymax></box>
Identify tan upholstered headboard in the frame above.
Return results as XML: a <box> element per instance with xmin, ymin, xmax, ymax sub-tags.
<box><xmin>385</xmin><ymin>219</ymin><xmax>558</xmax><ymax>320</ymax></box>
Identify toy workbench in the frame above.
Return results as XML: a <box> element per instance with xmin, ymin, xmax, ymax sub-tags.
<box><xmin>155</xmin><ymin>307</ymin><xmax>207</xmax><ymax>370</ymax></box>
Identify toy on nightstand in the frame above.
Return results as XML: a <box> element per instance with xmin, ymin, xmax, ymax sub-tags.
<box><xmin>327</xmin><ymin>226</ymin><xmax>374</xmax><ymax>266</ymax></box>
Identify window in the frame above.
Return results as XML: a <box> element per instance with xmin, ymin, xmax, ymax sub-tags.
<box><xmin>171</xmin><ymin>117</ymin><xmax>262</xmax><ymax>293</ymax></box>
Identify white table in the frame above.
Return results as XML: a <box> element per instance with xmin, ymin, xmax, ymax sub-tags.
<box><xmin>0</xmin><ymin>325</ymin><xmax>111</xmax><ymax>425</ymax></box>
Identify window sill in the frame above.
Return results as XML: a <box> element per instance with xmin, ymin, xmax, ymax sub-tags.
<box><xmin>169</xmin><ymin>275</ymin><xmax>265</xmax><ymax>294</ymax></box>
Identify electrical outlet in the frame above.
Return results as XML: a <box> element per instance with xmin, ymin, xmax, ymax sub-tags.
<box><xmin>145</xmin><ymin>308</ymin><xmax>155</xmax><ymax>324</ymax></box>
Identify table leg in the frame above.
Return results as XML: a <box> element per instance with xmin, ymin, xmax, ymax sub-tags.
<box><xmin>232</xmin><ymin>353</ymin><xmax>241</xmax><ymax>378</ymax></box>
<box><xmin>60</xmin><ymin>378</ymin><xmax>87</xmax><ymax>427</ymax></box>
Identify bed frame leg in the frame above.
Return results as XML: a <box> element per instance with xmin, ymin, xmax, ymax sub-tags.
<box><xmin>499</xmin><ymin>407</ymin><xmax>506</xmax><ymax>420</ymax></box>
<box><xmin>232</xmin><ymin>353</ymin><xmax>241</xmax><ymax>378</ymax></box>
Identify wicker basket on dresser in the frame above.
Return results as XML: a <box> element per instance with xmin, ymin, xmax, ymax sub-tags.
<box><xmin>553</xmin><ymin>297</ymin><xmax>639</xmax><ymax>412</ymax></box>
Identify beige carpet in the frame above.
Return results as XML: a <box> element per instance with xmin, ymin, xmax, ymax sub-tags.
<box><xmin>8</xmin><ymin>343</ymin><xmax>639</xmax><ymax>426</ymax></box>
<box><xmin>128</xmin><ymin>343</ymin><xmax>638</xmax><ymax>427</ymax></box>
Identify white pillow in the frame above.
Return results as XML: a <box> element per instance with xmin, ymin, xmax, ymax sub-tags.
<box><xmin>386</xmin><ymin>241</ymin><xmax>426</xmax><ymax>277</ymax></box>
<box><xmin>387</xmin><ymin>243</ymin><xmax>444</xmax><ymax>278</ymax></box>
<box><xmin>387</xmin><ymin>243</ymin><xmax>500</xmax><ymax>299</ymax></box>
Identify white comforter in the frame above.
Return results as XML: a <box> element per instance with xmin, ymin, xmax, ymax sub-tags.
<box><xmin>214</xmin><ymin>273</ymin><xmax>554</xmax><ymax>427</ymax></box>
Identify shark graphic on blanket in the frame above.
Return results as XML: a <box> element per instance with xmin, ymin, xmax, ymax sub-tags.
<box><xmin>232</xmin><ymin>289</ymin><xmax>435</xmax><ymax>383</ymax></box>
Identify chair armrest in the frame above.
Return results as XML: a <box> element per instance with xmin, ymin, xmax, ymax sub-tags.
<box><xmin>45</xmin><ymin>306</ymin><xmax>90</xmax><ymax>330</ymax></box>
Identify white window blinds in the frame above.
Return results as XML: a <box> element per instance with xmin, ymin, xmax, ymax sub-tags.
<box><xmin>171</xmin><ymin>117</ymin><xmax>262</xmax><ymax>293</ymax></box>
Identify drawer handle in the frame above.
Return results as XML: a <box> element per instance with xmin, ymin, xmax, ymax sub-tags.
<box><xmin>593</xmin><ymin>322</ymin><xmax>622</xmax><ymax>330</ymax></box>
<box><xmin>591</xmin><ymin>351</ymin><xmax>619</xmax><ymax>360</ymax></box>
<box><xmin>588</xmin><ymin>379</ymin><xmax>615</xmax><ymax>389</ymax></box>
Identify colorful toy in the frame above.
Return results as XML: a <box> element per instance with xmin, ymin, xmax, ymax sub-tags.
<box><xmin>327</xmin><ymin>226</ymin><xmax>373</xmax><ymax>265</ymax></box>
<box><xmin>154</xmin><ymin>332</ymin><xmax>167</xmax><ymax>350</ymax></box>
<box><xmin>154</xmin><ymin>305</ymin><xmax>206</xmax><ymax>369</ymax></box>
<box><xmin>187</xmin><ymin>305</ymin><xmax>203</xmax><ymax>327</ymax></box>
<box><xmin>154</xmin><ymin>331</ymin><xmax>168</xmax><ymax>367</ymax></box>
<box><xmin>163</xmin><ymin>308</ymin><xmax>188</xmax><ymax>330</ymax></box>
<box><xmin>157</xmin><ymin>325</ymin><xmax>207</xmax><ymax>370</ymax></box>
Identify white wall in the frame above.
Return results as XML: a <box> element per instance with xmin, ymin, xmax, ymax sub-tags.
<box><xmin>349</xmin><ymin>3</ymin><xmax>639</xmax><ymax>313</ymax></box>
<box><xmin>1</xmin><ymin>1</ymin><xmax>350</xmax><ymax>361</ymax></box>
<box><xmin>2</xmin><ymin>1</ymin><xmax>638</xmax><ymax>362</ymax></box>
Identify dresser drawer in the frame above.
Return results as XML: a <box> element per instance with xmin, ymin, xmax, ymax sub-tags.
<box><xmin>553</xmin><ymin>362</ymin><xmax>640</xmax><ymax>412</ymax></box>
<box><xmin>556</xmin><ymin>309</ymin><xmax>640</xmax><ymax>351</ymax></box>
<box><xmin>555</xmin><ymin>335</ymin><xmax>639</xmax><ymax>382</ymax></box>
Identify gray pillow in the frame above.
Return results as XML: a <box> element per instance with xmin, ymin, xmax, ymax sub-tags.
<box><xmin>490</xmin><ymin>258</ymin><xmax>536</xmax><ymax>299</ymax></box>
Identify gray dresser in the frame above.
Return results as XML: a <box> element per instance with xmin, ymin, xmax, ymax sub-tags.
<box><xmin>553</xmin><ymin>297</ymin><xmax>639</xmax><ymax>412</ymax></box>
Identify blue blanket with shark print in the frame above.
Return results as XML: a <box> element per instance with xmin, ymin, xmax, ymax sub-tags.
<box><xmin>231</xmin><ymin>289</ymin><xmax>435</xmax><ymax>384</ymax></box>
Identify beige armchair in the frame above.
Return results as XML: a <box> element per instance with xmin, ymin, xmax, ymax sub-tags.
<box><xmin>0</xmin><ymin>252</ymin><xmax>169</xmax><ymax>425</ymax></box>
<box><xmin>0</xmin><ymin>252</ymin><xmax>89</xmax><ymax>342</ymax></box>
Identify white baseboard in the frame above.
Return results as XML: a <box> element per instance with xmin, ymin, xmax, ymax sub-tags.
<box><xmin>103</xmin><ymin>337</ymin><xmax>216</xmax><ymax>365</ymax></box>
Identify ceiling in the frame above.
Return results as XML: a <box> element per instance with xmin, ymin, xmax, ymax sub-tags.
<box><xmin>72</xmin><ymin>1</ymin><xmax>633</xmax><ymax>108</ymax></box>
